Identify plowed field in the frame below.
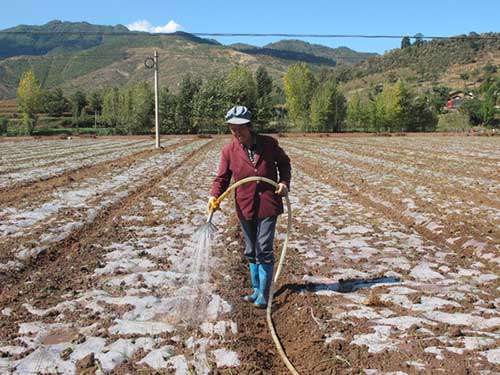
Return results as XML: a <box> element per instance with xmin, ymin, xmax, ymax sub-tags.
<box><xmin>0</xmin><ymin>135</ymin><xmax>498</xmax><ymax>374</ymax></box>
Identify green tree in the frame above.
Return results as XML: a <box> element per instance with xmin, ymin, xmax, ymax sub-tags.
<box><xmin>347</xmin><ymin>93</ymin><xmax>369</xmax><ymax>131</ymax></box>
<box><xmin>334</xmin><ymin>65</ymin><xmax>353</xmax><ymax>83</ymax></box>
<box><xmin>0</xmin><ymin>117</ymin><xmax>8</xmax><ymax>135</ymax></box>
<box><xmin>374</xmin><ymin>81</ymin><xmax>405</xmax><ymax>132</ymax></box>
<box><xmin>254</xmin><ymin>66</ymin><xmax>273</xmax><ymax>131</ymax></box>
<box><xmin>129</xmin><ymin>82</ymin><xmax>153</xmax><ymax>134</ymax></box>
<box><xmin>116</xmin><ymin>87</ymin><xmax>133</xmax><ymax>134</ymax></box>
<box><xmin>482</xmin><ymin>63</ymin><xmax>497</xmax><ymax>75</ymax></box>
<box><xmin>17</xmin><ymin>69</ymin><xmax>42</xmax><ymax>135</ymax></box>
<box><xmin>255</xmin><ymin>66</ymin><xmax>273</xmax><ymax>99</ymax></box>
<box><xmin>283</xmin><ymin>63</ymin><xmax>317</xmax><ymax>131</ymax></box>
<box><xmin>192</xmin><ymin>75</ymin><xmax>229</xmax><ymax>134</ymax></box>
<box><xmin>176</xmin><ymin>74</ymin><xmax>201</xmax><ymax>134</ymax></box>
<box><xmin>460</xmin><ymin>97</ymin><xmax>482</xmax><ymax>125</ymax></box>
<box><xmin>159</xmin><ymin>87</ymin><xmax>178</xmax><ymax>134</ymax></box>
<box><xmin>427</xmin><ymin>86</ymin><xmax>451</xmax><ymax>114</ymax></box>
<box><xmin>310</xmin><ymin>79</ymin><xmax>346</xmax><ymax>132</ymax></box>
<box><xmin>406</xmin><ymin>95</ymin><xmax>438</xmax><ymax>132</ymax></box>
<box><xmin>401</xmin><ymin>36</ymin><xmax>411</xmax><ymax>49</ymax></box>
<box><xmin>479</xmin><ymin>85</ymin><xmax>497</xmax><ymax>125</ymax></box>
<box><xmin>225</xmin><ymin>66</ymin><xmax>258</xmax><ymax>114</ymax></box>
<box><xmin>70</xmin><ymin>90</ymin><xmax>87</xmax><ymax>125</ymax></box>
<box><xmin>101</xmin><ymin>87</ymin><xmax>120</xmax><ymax>128</ymax></box>
<box><xmin>41</xmin><ymin>88</ymin><xmax>67</xmax><ymax>116</ymax></box>
<box><xmin>414</xmin><ymin>33</ymin><xmax>424</xmax><ymax>47</ymax></box>
<box><xmin>88</xmin><ymin>91</ymin><xmax>103</xmax><ymax>127</ymax></box>
<box><xmin>460</xmin><ymin>72</ymin><xmax>470</xmax><ymax>88</ymax></box>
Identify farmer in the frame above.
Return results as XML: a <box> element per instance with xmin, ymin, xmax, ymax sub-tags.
<box><xmin>208</xmin><ymin>105</ymin><xmax>291</xmax><ymax>308</ymax></box>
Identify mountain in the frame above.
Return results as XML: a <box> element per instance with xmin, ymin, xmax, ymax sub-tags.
<box><xmin>0</xmin><ymin>20</ymin><xmax>130</xmax><ymax>59</ymax></box>
<box><xmin>1</xmin><ymin>21</ymin><xmax>497</xmax><ymax>101</ymax></box>
<box><xmin>230</xmin><ymin>39</ymin><xmax>376</xmax><ymax>66</ymax></box>
<box><xmin>0</xmin><ymin>21</ymin><xmax>374</xmax><ymax>99</ymax></box>
<box><xmin>262</xmin><ymin>40</ymin><xmax>377</xmax><ymax>64</ymax></box>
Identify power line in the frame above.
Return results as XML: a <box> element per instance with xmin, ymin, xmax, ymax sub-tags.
<box><xmin>0</xmin><ymin>30</ymin><xmax>499</xmax><ymax>40</ymax></box>
<box><xmin>0</xmin><ymin>53</ymin><xmax>373</xmax><ymax>62</ymax></box>
<box><xmin>193</xmin><ymin>33</ymin><xmax>500</xmax><ymax>40</ymax></box>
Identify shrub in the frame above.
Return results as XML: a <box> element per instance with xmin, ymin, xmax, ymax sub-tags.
<box><xmin>0</xmin><ymin>117</ymin><xmax>8</xmax><ymax>135</ymax></box>
<box><xmin>72</xmin><ymin>114</ymin><xmax>95</xmax><ymax>127</ymax></box>
<box><xmin>437</xmin><ymin>112</ymin><xmax>471</xmax><ymax>132</ymax></box>
<box><xmin>32</xmin><ymin>128</ymin><xmax>72</xmax><ymax>136</ymax></box>
<box><xmin>95</xmin><ymin>127</ymin><xmax>116</xmax><ymax>136</ymax></box>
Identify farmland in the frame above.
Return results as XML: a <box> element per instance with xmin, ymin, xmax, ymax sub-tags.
<box><xmin>0</xmin><ymin>134</ymin><xmax>499</xmax><ymax>374</ymax></box>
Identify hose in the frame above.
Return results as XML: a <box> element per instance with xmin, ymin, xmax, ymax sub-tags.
<box><xmin>209</xmin><ymin>176</ymin><xmax>299</xmax><ymax>375</ymax></box>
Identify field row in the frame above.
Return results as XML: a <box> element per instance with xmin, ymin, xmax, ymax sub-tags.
<box><xmin>0</xmin><ymin>139</ymin><xmax>175</xmax><ymax>189</ymax></box>
<box><xmin>0</xmin><ymin>136</ymin><xmax>498</xmax><ymax>374</ymax></box>
<box><xmin>0</xmin><ymin>139</ymin><xmax>241</xmax><ymax>374</ymax></box>
<box><xmin>281</xmin><ymin>137</ymin><xmax>499</xmax><ymax>261</ymax></box>
<box><xmin>0</xmin><ymin>139</ymin><xmax>208</xmax><ymax>269</ymax></box>
<box><xmin>276</xmin><ymin>162</ymin><xmax>499</xmax><ymax>373</ymax></box>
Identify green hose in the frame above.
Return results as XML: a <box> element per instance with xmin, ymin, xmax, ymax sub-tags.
<box><xmin>208</xmin><ymin>176</ymin><xmax>299</xmax><ymax>375</ymax></box>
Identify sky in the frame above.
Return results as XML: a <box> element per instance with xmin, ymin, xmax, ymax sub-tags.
<box><xmin>1</xmin><ymin>0</ymin><xmax>499</xmax><ymax>54</ymax></box>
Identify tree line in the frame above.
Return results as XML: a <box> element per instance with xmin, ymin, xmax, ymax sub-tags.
<box><xmin>8</xmin><ymin>62</ymin><xmax>498</xmax><ymax>136</ymax></box>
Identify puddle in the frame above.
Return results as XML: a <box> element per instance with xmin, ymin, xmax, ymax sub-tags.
<box><xmin>276</xmin><ymin>276</ymin><xmax>401</xmax><ymax>296</ymax></box>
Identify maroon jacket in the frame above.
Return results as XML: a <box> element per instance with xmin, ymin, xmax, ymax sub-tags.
<box><xmin>211</xmin><ymin>134</ymin><xmax>291</xmax><ymax>220</ymax></box>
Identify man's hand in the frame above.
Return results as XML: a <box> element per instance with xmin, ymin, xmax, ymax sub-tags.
<box><xmin>275</xmin><ymin>183</ymin><xmax>288</xmax><ymax>196</ymax></box>
<box><xmin>207</xmin><ymin>196</ymin><xmax>220</xmax><ymax>213</ymax></box>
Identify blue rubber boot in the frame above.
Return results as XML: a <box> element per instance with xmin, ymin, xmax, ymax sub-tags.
<box><xmin>243</xmin><ymin>263</ymin><xmax>259</xmax><ymax>302</ymax></box>
<box><xmin>254</xmin><ymin>263</ymin><xmax>274</xmax><ymax>309</ymax></box>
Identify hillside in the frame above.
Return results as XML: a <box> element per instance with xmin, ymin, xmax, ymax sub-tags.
<box><xmin>0</xmin><ymin>20</ymin><xmax>131</xmax><ymax>59</ymax></box>
<box><xmin>356</xmin><ymin>33</ymin><xmax>499</xmax><ymax>77</ymax></box>
<box><xmin>0</xmin><ymin>21</ymin><xmax>373</xmax><ymax>99</ymax></box>
<box><xmin>263</xmin><ymin>40</ymin><xmax>376</xmax><ymax>64</ymax></box>
<box><xmin>231</xmin><ymin>39</ymin><xmax>376</xmax><ymax>66</ymax></box>
<box><xmin>1</xmin><ymin>22</ymin><xmax>498</xmax><ymax>101</ymax></box>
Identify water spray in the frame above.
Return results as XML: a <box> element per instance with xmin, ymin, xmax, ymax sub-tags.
<box><xmin>204</xmin><ymin>176</ymin><xmax>299</xmax><ymax>375</ymax></box>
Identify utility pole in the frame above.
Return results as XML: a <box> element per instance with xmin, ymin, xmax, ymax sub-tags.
<box><xmin>154</xmin><ymin>50</ymin><xmax>160</xmax><ymax>149</ymax></box>
<box><xmin>145</xmin><ymin>50</ymin><xmax>160</xmax><ymax>148</ymax></box>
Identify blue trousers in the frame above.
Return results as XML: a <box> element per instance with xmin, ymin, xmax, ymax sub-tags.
<box><xmin>239</xmin><ymin>216</ymin><xmax>277</xmax><ymax>264</ymax></box>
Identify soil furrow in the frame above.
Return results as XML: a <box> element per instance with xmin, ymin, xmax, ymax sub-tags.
<box><xmin>0</xmin><ymin>140</ymin><xmax>150</xmax><ymax>175</ymax></box>
<box><xmin>0</xmin><ymin>138</ymin><xmax>192</xmax><ymax>208</ymax></box>
<box><xmin>328</xmin><ymin>136</ymin><xmax>500</xmax><ymax>163</ymax></box>
<box><xmin>0</xmin><ymin>138</ymin><xmax>248</xmax><ymax>374</ymax></box>
<box><xmin>311</xmin><ymin>137</ymin><xmax>500</xmax><ymax>182</ymax></box>
<box><xmin>1</xmin><ymin>135</ymin><xmax>498</xmax><ymax>374</ymax></box>
<box><xmin>285</xmin><ymin>139</ymin><xmax>499</xmax><ymax>208</ymax></box>
<box><xmin>0</xmin><ymin>138</ymin><xmax>213</xmax><ymax>282</ymax></box>
<box><xmin>289</xmin><ymin>150</ymin><xmax>498</xmax><ymax>269</ymax></box>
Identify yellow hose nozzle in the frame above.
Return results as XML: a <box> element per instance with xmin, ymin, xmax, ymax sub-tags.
<box><xmin>208</xmin><ymin>197</ymin><xmax>220</xmax><ymax>214</ymax></box>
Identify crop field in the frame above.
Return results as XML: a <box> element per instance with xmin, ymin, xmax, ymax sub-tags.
<box><xmin>0</xmin><ymin>135</ymin><xmax>499</xmax><ymax>374</ymax></box>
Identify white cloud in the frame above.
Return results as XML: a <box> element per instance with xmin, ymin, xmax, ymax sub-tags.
<box><xmin>153</xmin><ymin>20</ymin><xmax>183</xmax><ymax>33</ymax></box>
<box><xmin>126</xmin><ymin>19</ymin><xmax>183</xmax><ymax>33</ymax></box>
<box><xmin>126</xmin><ymin>20</ymin><xmax>153</xmax><ymax>32</ymax></box>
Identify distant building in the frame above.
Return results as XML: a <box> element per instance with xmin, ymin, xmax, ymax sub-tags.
<box><xmin>446</xmin><ymin>90</ymin><xmax>474</xmax><ymax>109</ymax></box>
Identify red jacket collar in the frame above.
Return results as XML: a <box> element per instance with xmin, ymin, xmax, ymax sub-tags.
<box><xmin>231</xmin><ymin>134</ymin><xmax>262</xmax><ymax>167</ymax></box>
